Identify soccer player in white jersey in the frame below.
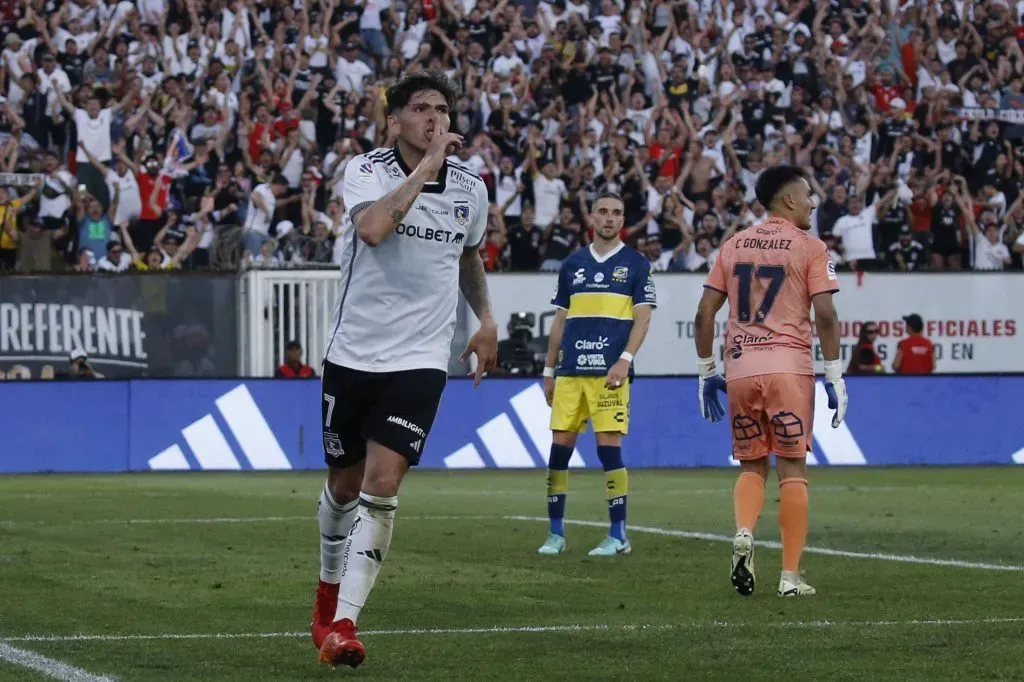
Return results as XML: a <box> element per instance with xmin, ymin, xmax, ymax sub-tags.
<box><xmin>312</xmin><ymin>72</ymin><xmax>498</xmax><ymax>668</ymax></box>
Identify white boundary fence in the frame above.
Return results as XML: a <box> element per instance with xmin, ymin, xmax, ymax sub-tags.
<box><xmin>240</xmin><ymin>269</ymin><xmax>337</xmax><ymax>377</ymax></box>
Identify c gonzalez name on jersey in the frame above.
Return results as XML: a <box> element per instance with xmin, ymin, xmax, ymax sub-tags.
<box><xmin>327</xmin><ymin>146</ymin><xmax>489</xmax><ymax>374</ymax></box>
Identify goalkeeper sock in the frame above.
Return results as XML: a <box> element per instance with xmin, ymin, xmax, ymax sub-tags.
<box><xmin>597</xmin><ymin>445</ymin><xmax>628</xmax><ymax>542</ymax></box>
<box><xmin>733</xmin><ymin>471</ymin><xmax>766</xmax><ymax>534</ymax></box>
<box><xmin>335</xmin><ymin>493</ymin><xmax>397</xmax><ymax>624</ymax></box>
<box><xmin>779</xmin><ymin>478</ymin><xmax>809</xmax><ymax>573</ymax></box>
<box><xmin>318</xmin><ymin>484</ymin><xmax>359</xmax><ymax>584</ymax></box>
<box><xmin>546</xmin><ymin>444</ymin><xmax>573</xmax><ymax>537</ymax></box>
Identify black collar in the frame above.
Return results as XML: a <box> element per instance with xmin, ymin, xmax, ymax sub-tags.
<box><xmin>393</xmin><ymin>144</ymin><xmax>447</xmax><ymax>194</ymax></box>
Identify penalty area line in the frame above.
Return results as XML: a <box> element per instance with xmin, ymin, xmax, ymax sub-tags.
<box><xmin>4</xmin><ymin>618</ymin><xmax>1024</xmax><ymax>643</ymax></box>
<box><xmin>501</xmin><ymin>516</ymin><xmax>1024</xmax><ymax>573</ymax></box>
<box><xmin>0</xmin><ymin>641</ymin><xmax>115</xmax><ymax>681</ymax></box>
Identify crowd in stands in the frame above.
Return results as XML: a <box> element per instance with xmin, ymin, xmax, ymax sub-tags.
<box><xmin>1</xmin><ymin>0</ymin><xmax>1024</xmax><ymax>274</ymax></box>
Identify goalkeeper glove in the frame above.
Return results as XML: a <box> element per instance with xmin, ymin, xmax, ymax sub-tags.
<box><xmin>697</xmin><ymin>356</ymin><xmax>727</xmax><ymax>423</ymax></box>
<box><xmin>823</xmin><ymin>359</ymin><xmax>848</xmax><ymax>428</ymax></box>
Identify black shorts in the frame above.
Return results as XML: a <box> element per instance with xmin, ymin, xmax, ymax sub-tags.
<box><xmin>320</xmin><ymin>361</ymin><xmax>447</xmax><ymax>468</ymax></box>
<box><xmin>931</xmin><ymin>241</ymin><xmax>962</xmax><ymax>257</ymax></box>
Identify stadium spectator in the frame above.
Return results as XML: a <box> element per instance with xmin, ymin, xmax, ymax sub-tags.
<box><xmin>506</xmin><ymin>204</ymin><xmax>543</xmax><ymax>271</ymax></box>
<box><xmin>63</xmin><ymin>350</ymin><xmax>104</xmax><ymax>380</ymax></box>
<box><xmin>0</xmin><ymin>182</ymin><xmax>38</xmax><ymax>270</ymax></box>
<box><xmin>17</xmin><ymin>213</ymin><xmax>66</xmax><ymax>272</ymax></box>
<box><xmin>96</xmin><ymin>239</ymin><xmax>133</xmax><ymax>272</ymax></box>
<box><xmin>966</xmin><ymin>207</ymin><xmax>1012</xmax><ymax>270</ymax></box>
<box><xmin>275</xmin><ymin>341</ymin><xmax>316</xmax><ymax>378</ymax></box>
<box><xmin>0</xmin><ymin>0</ymin><xmax>1021</xmax><ymax>274</ymax></box>
<box><xmin>886</xmin><ymin>225</ymin><xmax>927</xmax><ymax>271</ymax></box>
<box><xmin>893</xmin><ymin>313</ymin><xmax>936</xmax><ymax>375</ymax></box>
<box><xmin>847</xmin><ymin>323</ymin><xmax>885</xmax><ymax>375</ymax></box>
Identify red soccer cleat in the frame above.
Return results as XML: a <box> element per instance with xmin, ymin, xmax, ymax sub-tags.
<box><xmin>311</xmin><ymin>580</ymin><xmax>339</xmax><ymax>650</ymax></box>
<box><xmin>318</xmin><ymin>618</ymin><xmax>366</xmax><ymax>668</ymax></box>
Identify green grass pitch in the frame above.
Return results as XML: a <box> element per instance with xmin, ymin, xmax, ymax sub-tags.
<box><xmin>0</xmin><ymin>468</ymin><xmax>1022</xmax><ymax>681</ymax></box>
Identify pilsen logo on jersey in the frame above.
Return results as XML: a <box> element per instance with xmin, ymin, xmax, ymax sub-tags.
<box><xmin>450</xmin><ymin>170</ymin><xmax>476</xmax><ymax>192</ymax></box>
<box><xmin>453</xmin><ymin>201</ymin><xmax>469</xmax><ymax>226</ymax></box>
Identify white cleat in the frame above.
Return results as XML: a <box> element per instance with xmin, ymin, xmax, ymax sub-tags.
<box><xmin>587</xmin><ymin>536</ymin><xmax>631</xmax><ymax>556</ymax></box>
<box><xmin>778</xmin><ymin>572</ymin><xmax>817</xmax><ymax>597</ymax></box>
<box><xmin>731</xmin><ymin>529</ymin><xmax>755</xmax><ymax>596</ymax></box>
<box><xmin>537</xmin><ymin>533</ymin><xmax>567</xmax><ymax>555</ymax></box>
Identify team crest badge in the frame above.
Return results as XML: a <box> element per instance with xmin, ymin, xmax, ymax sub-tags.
<box><xmin>358</xmin><ymin>162</ymin><xmax>373</xmax><ymax>174</ymax></box>
<box><xmin>324</xmin><ymin>432</ymin><xmax>345</xmax><ymax>457</ymax></box>
<box><xmin>454</xmin><ymin>202</ymin><xmax>469</xmax><ymax>226</ymax></box>
<box><xmin>612</xmin><ymin>266</ymin><xmax>629</xmax><ymax>281</ymax></box>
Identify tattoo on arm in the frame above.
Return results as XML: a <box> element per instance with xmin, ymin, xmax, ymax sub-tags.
<box><xmin>355</xmin><ymin>171</ymin><xmax>431</xmax><ymax>243</ymax></box>
<box><xmin>379</xmin><ymin>180</ymin><xmax>421</xmax><ymax>228</ymax></box>
<box><xmin>459</xmin><ymin>249</ymin><xmax>493</xmax><ymax>322</ymax></box>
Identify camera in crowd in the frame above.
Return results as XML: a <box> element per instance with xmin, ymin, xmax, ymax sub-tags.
<box><xmin>497</xmin><ymin>312</ymin><xmax>548</xmax><ymax>377</ymax></box>
<box><xmin>66</xmin><ymin>350</ymin><xmax>103</xmax><ymax>380</ymax></box>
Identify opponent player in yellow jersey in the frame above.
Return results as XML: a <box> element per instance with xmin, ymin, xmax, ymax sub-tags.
<box><xmin>693</xmin><ymin>165</ymin><xmax>849</xmax><ymax>597</ymax></box>
<box><xmin>537</xmin><ymin>192</ymin><xmax>657</xmax><ymax>556</ymax></box>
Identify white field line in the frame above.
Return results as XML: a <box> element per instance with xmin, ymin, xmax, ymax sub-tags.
<box><xmin>502</xmin><ymin>516</ymin><xmax>1024</xmax><ymax>572</ymax></box>
<box><xmin>5</xmin><ymin>618</ymin><xmax>1024</xmax><ymax>644</ymax></box>
<box><xmin>2</xmin><ymin>513</ymin><xmax>1021</xmax><ymax>572</ymax></box>
<box><xmin>0</xmin><ymin>642</ymin><xmax>115</xmax><ymax>681</ymax></box>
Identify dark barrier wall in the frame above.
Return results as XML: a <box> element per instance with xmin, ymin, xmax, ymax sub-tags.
<box><xmin>0</xmin><ymin>274</ymin><xmax>238</xmax><ymax>378</ymax></box>
<box><xmin>0</xmin><ymin>377</ymin><xmax>1020</xmax><ymax>473</ymax></box>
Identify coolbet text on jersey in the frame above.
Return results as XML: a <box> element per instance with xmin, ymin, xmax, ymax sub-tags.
<box><xmin>550</xmin><ymin>244</ymin><xmax>657</xmax><ymax>434</ymax></box>
<box><xmin>704</xmin><ymin>217</ymin><xmax>839</xmax><ymax>458</ymax></box>
<box><xmin>329</xmin><ymin>146</ymin><xmax>490</xmax><ymax>373</ymax></box>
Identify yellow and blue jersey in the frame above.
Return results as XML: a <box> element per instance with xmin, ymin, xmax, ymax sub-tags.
<box><xmin>551</xmin><ymin>244</ymin><xmax>657</xmax><ymax>376</ymax></box>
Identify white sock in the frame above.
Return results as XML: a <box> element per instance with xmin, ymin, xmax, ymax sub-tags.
<box><xmin>319</xmin><ymin>484</ymin><xmax>360</xmax><ymax>584</ymax></box>
<box><xmin>781</xmin><ymin>570</ymin><xmax>802</xmax><ymax>584</ymax></box>
<box><xmin>334</xmin><ymin>492</ymin><xmax>398</xmax><ymax>624</ymax></box>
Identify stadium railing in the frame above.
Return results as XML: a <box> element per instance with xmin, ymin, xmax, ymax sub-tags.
<box><xmin>240</xmin><ymin>268</ymin><xmax>337</xmax><ymax>377</ymax></box>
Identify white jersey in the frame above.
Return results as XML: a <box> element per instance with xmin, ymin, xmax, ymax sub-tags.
<box><xmin>327</xmin><ymin>146</ymin><xmax>489</xmax><ymax>373</ymax></box>
<box><xmin>244</xmin><ymin>183</ymin><xmax>276</xmax><ymax>236</ymax></box>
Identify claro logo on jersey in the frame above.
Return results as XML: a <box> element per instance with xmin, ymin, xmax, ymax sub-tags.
<box><xmin>395</xmin><ymin>222</ymin><xmax>464</xmax><ymax>244</ymax></box>
<box><xmin>575</xmin><ymin>336</ymin><xmax>609</xmax><ymax>351</ymax></box>
<box><xmin>730</xmin><ymin>331</ymin><xmax>775</xmax><ymax>359</ymax></box>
